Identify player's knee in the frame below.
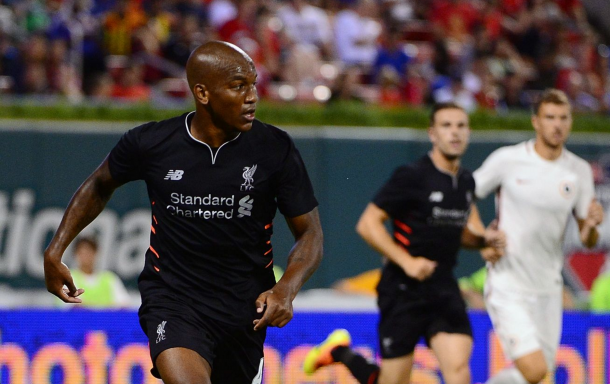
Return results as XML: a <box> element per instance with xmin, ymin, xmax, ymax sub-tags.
<box><xmin>443</xmin><ymin>361</ymin><xmax>470</xmax><ymax>384</ymax></box>
<box><xmin>515</xmin><ymin>350</ymin><xmax>548</xmax><ymax>384</ymax></box>
<box><xmin>518</xmin><ymin>361</ymin><xmax>547</xmax><ymax>384</ymax></box>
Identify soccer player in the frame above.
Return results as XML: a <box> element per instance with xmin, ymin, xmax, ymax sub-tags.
<box><xmin>304</xmin><ymin>102</ymin><xmax>506</xmax><ymax>384</ymax></box>
<box><xmin>43</xmin><ymin>41</ymin><xmax>323</xmax><ymax>384</ymax></box>
<box><xmin>475</xmin><ymin>89</ymin><xmax>604</xmax><ymax>384</ymax></box>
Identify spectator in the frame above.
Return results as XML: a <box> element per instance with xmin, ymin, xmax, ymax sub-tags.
<box><xmin>0</xmin><ymin>0</ymin><xmax>604</xmax><ymax>110</ymax></box>
<box><xmin>378</xmin><ymin>66</ymin><xmax>403</xmax><ymax>106</ymax></box>
<box><xmin>372</xmin><ymin>25</ymin><xmax>411</xmax><ymax>85</ymax></box>
<box><xmin>110</xmin><ymin>62</ymin><xmax>150</xmax><ymax>101</ymax></box>
<box><xmin>102</xmin><ymin>0</ymin><xmax>147</xmax><ymax>55</ymax></box>
<box><xmin>0</xmin><ymin>0</ymin><xmax>17</xmax><ymax>36</ymax></box>
<box><xmin>47</xmin><ymin>38</ymin><xmax>83</xmax><ymax>101</ymax></box>
<box><xmin>162</xmin><ymin>14</ymin><xmax>206</xmax><ymax>66</ymax></box>
<box><xmin>277</xmin><ymin>0</ymin><xmax>333</xmax><ymax>83</ymax></box>
<box><xmin>333</xmin><ymin>0</ymin><xmax>381</xmax><ymax>70</ymax></box>
<box><xmin>145</xmin><ymin>0</ymin><xmax>175</xmax><ymax>46</ymax></box>
<box><xmin>65</xmin><ymin>236</ymin><xmax>131</xmax><ymax>308</ymax></box>
<box><xmin>217</xmin><ymin>0</ymin><xmax>273</xmax><ymax>95</ymax></box>
<box><xmin>207</xmin><ymin>0</ymin><xmax>237</xmax><ymax>30</ymax></box>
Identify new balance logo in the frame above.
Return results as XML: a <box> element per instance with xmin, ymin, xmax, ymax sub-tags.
<box><xmin>164</xmin><ymin>170</ymin><xmax>184</xmax><ymax>180</ymax></box>
<box><xmin>238</xmin><ymin>195</ymin><xmax>254</xmax><ymax>217</ymax></box>
<box><xmin>429</xmin><ymin>191</ymin><xmax>443</xmax><ymax>202</ymax></box>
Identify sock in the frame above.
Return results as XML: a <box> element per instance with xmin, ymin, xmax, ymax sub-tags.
<box><xmin>331</xmin><ymin>346</ymin><xmax>380</xmax><ymax>384</ymax></box>
<box><xmin>486</xmin><ymin>367</ymin><xmax>530</xmax><ymax>384</ymax></box>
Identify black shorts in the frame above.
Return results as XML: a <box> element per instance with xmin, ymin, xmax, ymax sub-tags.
<box><xmin>377</xmin><ymin>285</ymin><xmax>472</xmax><ymax>358</ymax></box>
<box><xmin>139</xmin><ymin>291</ymin><xmax>265</xmax><ymax>383</ymax></box>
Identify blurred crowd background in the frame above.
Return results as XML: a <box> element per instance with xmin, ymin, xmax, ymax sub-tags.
<box><xmin>1</xmin><ymin>0</ymin><xmax>610</xmax><ymax>113</ymax></box>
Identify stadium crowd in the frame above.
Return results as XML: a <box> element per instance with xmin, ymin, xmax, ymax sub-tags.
<box><xmin>0</xmin><ymin>0</ymin><xmax>608</xmax><ymax>112</ymax></box>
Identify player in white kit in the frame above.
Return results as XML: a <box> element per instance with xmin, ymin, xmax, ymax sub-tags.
<box><xmin>474</xmin><ymin>89</ymin><xmax>604</xmax><ymax>384</ymax></box>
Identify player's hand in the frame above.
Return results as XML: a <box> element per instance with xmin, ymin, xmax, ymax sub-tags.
<box><xmin>584</xmin><ymin>199</ymin><xmax>604</xmax><ymax>228</ymax></box>
<box><xmin>481</xmin><ymin>247</ymin><xmax>503</xmax><ymax>263</ymax></box>
<box><xmin>44</xmin><ymin>257</ymin><xmax>84</xmax><ymax>303</ymax></box>
<box><xmin>252</xmin><ymin>286</ymin><xmax>293</xmax><ymax>331</ymax></box>
<box><xmin>402</xmin><ymin>256</ymin><xmax>437</xmax><ymax>281</ymax></box>
<box><xmin>484</xmin><ymin>220</ymin><xmax>506</xmax><ymax>250</ymax></box>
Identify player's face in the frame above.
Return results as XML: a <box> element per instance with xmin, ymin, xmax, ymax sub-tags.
<box><xmin>532</xmin><ymin>102</ymin><xmax>572</xmax><ymax>149</ymax></box>
<box><xmin>207</xmin><ymin>59</ymin><xmax>258</xmax><ymax>133</ymax></box>
<box><xmin>429</xmin><ymin>108</ymin><xmax>470</xmax><ymax>160</ymax></box>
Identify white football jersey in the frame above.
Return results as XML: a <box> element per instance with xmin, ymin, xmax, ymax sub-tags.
<box><xmin>474</xmin><ymin>140</ymin><xmax>595</xmax><ymax>293</ymax></box>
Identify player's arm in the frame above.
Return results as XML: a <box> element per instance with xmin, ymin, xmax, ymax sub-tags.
<box><xmin>44</xmin><ymin>158</ymin><xmax>124</xmax><ymax>303</ymax></box>
<box><xmin>253</xmin><ymin>207</ymin><xmax>323</xmax><ymax>330</ymax></box>
<box><xmin>577</xmin><ymin>199</ymin><xmax>604</xmax><ymax>248</ymax></box>
<box><xmin>461</xmin><ymin>204</ymin><xmax>505</xmax><ymax>263</ymax></box>
<box><xmin>356</xmin><ymin>202</ymin><xmax>436</xmax><ymax>281</ymax></box>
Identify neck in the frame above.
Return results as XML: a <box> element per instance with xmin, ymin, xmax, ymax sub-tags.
<box><xmin>430</xmin><ymin>149</ymin><xmax>460</xmax><ymax>174</ymax></box>
<box><xmin>190</xmin><ymin>112</ymin><xmax>239</xmax><ymax>148</ymax></box>
<box><xmin>533</xmin><ymin>139</ymin><xmax>562</xmax><ymax>161</ymax></box>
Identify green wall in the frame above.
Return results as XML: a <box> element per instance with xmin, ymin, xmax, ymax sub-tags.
<box><xmin>0</xmin><ymin>124</ymin><xmax>608</xmax><ymax>289</ymax></box>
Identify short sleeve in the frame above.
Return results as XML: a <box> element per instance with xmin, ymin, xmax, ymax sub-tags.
<box><xmin>573</xmin><ymin>160</ymin><xmax>595</xmax><ymax>219</ymax></box>
<box><xmin>473</xmin><ymin>148</ymin><xmax>507</xmax><ymax>199</ymax></box>
<box><xmin>108</xmin><ymin>123</ymin><xmax>151</xmax><ymax>182</ymax></box>
<box><xmin>275</xmin><ymin>138</ymin><xmax>318</xmax><ymax>218</ymax></box>
<box><xmin>372</xmin><ymin>166</ymin><xmax>418</xmax><ymax>217</ymax></box>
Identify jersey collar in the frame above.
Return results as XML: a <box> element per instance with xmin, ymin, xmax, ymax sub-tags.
<box><xmin>184</xmin><ymin>111</ymin><xmax>242</xmax><ymax>165</ymax></box>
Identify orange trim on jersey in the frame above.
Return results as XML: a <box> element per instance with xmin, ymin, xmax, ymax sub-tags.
<box><xmin>153</xmin><ymin>215</ymin><xmax>158</xmax><ymax>225</ymax></box>
<box><xmin>264</xmin><ymin>223</ymin><xmax>273</xmax><ymax>229</ymax></box>
<box><xmin>266</xmin><ymin>240</ymin><xmax>271</xmax><ymax>244</ymax></box>
<box><xmin>154</xmin><ymin>266</ymin><xmax>160</xmax><ymax>272</ymax></box>
<box><xmin>394</xmin><ymin>219</ymin><xmax>413</xmax><ymax>234</ymax></box>
<box><xmin>149</xmin><ymin>246</ymin><xmax>160</xmax><ymax>258</ymax></box>
<box><xmin>265</xmin><ymin>259</ymin><xmax>273</xmax><ymax>268</ymax></box>
<box><xmin>394</xmin><ymin>232</ymin><xmax>411</xmax><ymax>246</ymax></box>
<box><xmin>151</xmin><ymin>225</ymin><xmax>156</xmax><ymax>234</ymax></box>
<box><xmin>264</xmin><ymin>248</ymin><xmax>273</xmax><ymax>256</ymax></box>
<box><xmin>368</xmin><ymin>371</ymin><xmax>379</xmax><ymax>384</ymax></box>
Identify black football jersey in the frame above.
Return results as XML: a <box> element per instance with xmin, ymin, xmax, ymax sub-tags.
<box><xmin>373</xmin><ymin>155</ymin><xmax>475</xmax><ymax>294</ymax></box>
<box><xmin>108</xmin><ymin>112</ymin><xmax>318</xmax><ymax>324</ymax></box>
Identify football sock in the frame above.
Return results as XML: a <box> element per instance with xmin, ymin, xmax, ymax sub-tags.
<box><xmin>331</xmin><ymin>346</ymin><xmax>380</xmax><ymax>384</ymax></box>
<box><xmin>486</xmin><ymin>367</ymin><xmax>530</xmax><ymax>384</ymax></box>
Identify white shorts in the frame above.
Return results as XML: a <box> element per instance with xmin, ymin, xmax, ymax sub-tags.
<box><xmin>484</xmin><ymin>287</ymin><xmax>562</xmax><ymax>370</ymax></box>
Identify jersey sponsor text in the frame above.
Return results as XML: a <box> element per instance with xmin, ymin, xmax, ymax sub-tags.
<box><xmin>170</xmin><ymin>193</ymin><xmax>234</xmax><ymax>206</ymax></box>
<box><xmin>167</xmin><ymin>193</ymin><xmax>237</xmax><ymax>219</ymax></box>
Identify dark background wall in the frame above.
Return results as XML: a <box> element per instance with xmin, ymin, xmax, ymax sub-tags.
<box><xmin>0</xmin><ymin>124</ymin><xmax>608</xmax><ymax>289</ymax></box>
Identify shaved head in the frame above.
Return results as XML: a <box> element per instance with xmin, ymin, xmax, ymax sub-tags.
<box><xmin>186</xmin><ymin>41</ymin><xmax>255</xmax><ymax>92</ymax></box>
<box><xmin>185</xmin><ymin>40</ymin><xmax>259</xmax><ymax>138</ymax></box>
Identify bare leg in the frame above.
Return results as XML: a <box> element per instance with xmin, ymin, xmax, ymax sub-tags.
<box><xmin>430</xmin><ymin>332</ymin><xmax>472</xmax><ymax>384</ymax></box>
<box><xmin>486</xmin><ymin>350</ymin><xmax>547</xmax><ymax>384</ymax></box>
<box><xmin>378</xmin><ymin>354</ymin><xmax>414</xmax><ymax>384</ymax></box>
<box><xmin>514</xmin><ymin>350</ymin><xmax>548</xmax><ymax>383</ymax></box>
<box><xmin>155</xmin><ymin>347</ymin><xmax>212</xmax><ymax>384</ymax></box>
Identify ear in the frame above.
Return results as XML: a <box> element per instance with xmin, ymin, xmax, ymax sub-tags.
<box><xmin>531</xmin><ymin>114</ymin><xmax>539</xmax><ymax>133</ymax></box>
<box><xmin>428</xmin><ymin>126</ymin><xmax>436</xmax><ymax>144</ymax></box>
<box><xmin>193</xmin><ymin>84</ymin><xmax>208</xmax><ymax>105</ymax></box>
